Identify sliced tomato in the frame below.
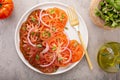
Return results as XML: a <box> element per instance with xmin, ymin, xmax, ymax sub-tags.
<box><xmin>68</xmin><ymin>40</ymin><xmax>84</xmax><ymax>63</ymax></box>
<box><xmin>38</xmin><ymin>64</ymin><xmax>59</xmax><ymax>73</ymax></box>
<box><xmin>46</xmin><ymin>7</ymin><xmax>68</xmax><ymax>30</ymax></box>
<box><xmin>46</xmin><ymin>32</ymin><xmax>68</xmax><ymax>52</ymax></box>
<box><xmin>55</xmin><ymin>48</ymin><xmax>72</xmax><ymax>67</ymax></box>
<box><xmin>40</xmin><ymin>26</ymin><xmax>52</xmax><ymax>40</ymax></box>
<box><xmin>27</xmin><ymin>9</ymin><xmax>40</xmax><ymax>25</ymax></box>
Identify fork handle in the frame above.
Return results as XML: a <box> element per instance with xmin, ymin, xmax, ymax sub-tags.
<box><xmin>78</xmin><ymin>31</ymin><xmax>93</xmax><ymax>70</ymax></box>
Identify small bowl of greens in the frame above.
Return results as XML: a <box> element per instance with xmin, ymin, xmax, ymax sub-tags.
<box><xmin>90</xmin><ymin>0</ymin><xmax>120</xmax><ymax>29</ymax></box>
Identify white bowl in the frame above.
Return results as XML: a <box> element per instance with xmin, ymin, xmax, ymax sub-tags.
<box><xmin>15</xmin><ymin>2</ymin><xmax>88</xmax><ymax>75</ymax></box>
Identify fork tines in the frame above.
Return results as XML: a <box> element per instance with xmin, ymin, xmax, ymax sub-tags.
<box><xmin>67</xmin><ymin>7</ymin><xmax>79</xmax><ymax>26</ymax></box>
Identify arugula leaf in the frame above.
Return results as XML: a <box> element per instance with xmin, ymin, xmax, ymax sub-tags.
<box><xmin>95</xmin><ymin>0</ymin><xmax>120</xmax><ymax>28</ymax></box>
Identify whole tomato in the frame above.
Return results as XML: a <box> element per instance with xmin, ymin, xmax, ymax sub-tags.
<box><xmin>0</xmin><ymin>0</ymin><xmax>14</xmax><ymax>19</ymax></box>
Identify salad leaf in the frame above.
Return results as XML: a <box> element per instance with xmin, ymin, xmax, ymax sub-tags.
<box><xmin>95</xmin><ymin>0</ymin><xmax>120</xmax><ymax>28</ymax></box>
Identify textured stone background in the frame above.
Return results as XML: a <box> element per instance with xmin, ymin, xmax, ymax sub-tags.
<box><xmin>0</xmin><ymin>0</ymin><xmax>120</xmax><ymax>80</ymax></box>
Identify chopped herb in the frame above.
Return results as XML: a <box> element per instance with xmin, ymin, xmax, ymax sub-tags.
<box><xmin>52</xmin><ymin>45</ymin><xmax>57</xmax><ymax>51</ymax></box>
<box><xmin>99</xmin><ymin>1</ymin><xmax>104</xmax><ymax>6</ymax></box>
<box><xmin>22</xmin><ymin>26</ymin><xmax>26</xmax><ymax>31</ymax></box>
<box><xmin>42</xmin><ymin>31</ymin><xmax>51</xmax><ymax>37</ymax></box>
<box><xmin>65</xmin><ymin>27</ymin><xmax>68</xmax><ymax>30</ymax></box>
<box><xmin>58</xmin><ymin>57</ymin><xmax>63</xmax><ymax>61</ymax></box>
<box><xmin>31</xmin><ymin>16</ymin><xmax>36</xmax><ymax>22</ymax></box>
<box><xmin>50</xmin><ymin>10</ymin><xmax>55</xmax><ymax>14</ymax></box>
<box><xmin>31</xmin><ymin>32</ymin><xmax>35</xmax><ymax>35</ymax></box>
<box><xmin>35</xmin><ymin>54</ymin><xmax>40</xmax><ymax>60</ymax></box>
<box><xmin>60</xmin><ymin>14</ymin><xmax>65</xmax><ymax>21</ymax></box>
<box><xmin>48</xmin><ymin>32</ymin><xmax>51</xmax><ymax>37</ymax></box>
<box><xmin>74</xmin><ymin>42</ymin><xmax>79</xmax><ymax>47</ymax></box>
<box><xmin>61</xmin><ymin>14</ymin><xmax>64</xmax><ymax>19</ymax></box>
<box><xmin>37</xmin><ymin>44</ymin><xmax>42</xmax><ymax>48</ymax></box>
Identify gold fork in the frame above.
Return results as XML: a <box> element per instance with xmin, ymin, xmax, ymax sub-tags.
<box><xmin>67</xmin><ymin>7</ymin><xmax>93</xmax><ymax>70</ymax></box>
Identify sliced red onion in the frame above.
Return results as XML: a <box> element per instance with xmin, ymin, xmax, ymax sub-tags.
<box><xmin>62</xmin><ymin>48</ymin><xmax>72</xmax><ymax>64</ymax></box>
<box><xmin>40</xmin><ymin>53</ymin><xmax>56</xmax><ymax>67</ymax></box>
<box><xmin>27</xmin><ymin>28</ymin><xmax>36</xmax><ymax>47</ymax></box>
<box><xmin>38</xmin><ymin>9</ymin><xmax>43</xmax><ymax>25</ymax></box>
<box><xmin>60</xmin><ymin>32</ymin><xmax>70</xmax><ymax>52</ymax></box>
<box><xmin>40</xmin><ymin>14</ymin><xmax>53</xmax><ymax>27</ymax></box>
<box><xmin>42</xmin><ymin>14</ymin><xmax>53</xmax><ymax>18</ymax></box>
<box><xmin>41</xmin><ymin>43</ymin><xmax>49</xmax><ymax>54</ymax></box>
<box><xmin>39</xmin><ymin>10</ymin><xmax>53</xmax><ymax>27</ymax></box>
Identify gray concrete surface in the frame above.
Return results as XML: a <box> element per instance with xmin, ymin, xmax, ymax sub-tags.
<box><xmin>0</xmin><ymin>0</ymin><xmax>120</xmax><ymax>80</ymax></box>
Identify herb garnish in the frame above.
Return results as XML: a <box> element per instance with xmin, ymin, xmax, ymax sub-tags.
<box><xmin>35</xmin><ymin>54</ymin><xmax>40</xmax><ymax>60</ymax></box>
<box><xmin>58</xmin><ymin>57</ymin><xmax>63</xmax><ymax>61</ymax></box>
<box><xmin>22</xmin><ymin>26</ymin><xmax>26</xmax><ymax>31</ymax></box>
<box><xmin>60</xmin><ymin>14</ymin><xmax>64</xmax><ymax>21</ymax></box>
<box><xmin>37</xmin><ymin>44</ymin><xmax>42</xmax><ymax>48</ymax></box>
<box><xmin>52</xmin><ymin>45</ymin><xmax>57</xmax><ymax>51</ymax></box>
<box><xmin>42</xmin><ymin>31</ymin><xmax>51</xmax><ymax>37</ymax></box>
<box><xmin>31</xmin><ymin>32</ymin><xmax>35</xmax><ymax>35</ymax></box>
<box><xmin>50</xmin><ymin>10</ymin><xmax>55</xmax><ymax>14</ymax></box>
<box><xmin>31</xmin><ymin>16</ymin><xmax>36</xmax><ymax>22</ymax></box>
<box><xmin>65</xmin><ymin>27</ymin><xmax>68</xmax><ymax>30</ymax></box>
<box><xmin>74</xmin><ymin>42</ymin><xmax>78</xmax><ymax>47</ymax></box>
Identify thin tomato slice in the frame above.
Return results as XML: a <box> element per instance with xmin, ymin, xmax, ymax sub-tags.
<box><xmin>46</xmin><ymin>7</ymin><xmax>68</xmax><ymax>29</ymax></box>
<box><xmin>68</xmin><ymin>40</ymin><xmax>84</xmax><ymax>63</ymax></box>
<box><xmin>46</xmin><ymin>32</ymin><xmax>68</xmax><ymax>52</ymax></box>
<box><xmin>40</xmin><ymin>26</ymin><xmax>51</xmax><ymax>40</ymax></box>
<box><xmin>55</xmin><ymin>48</ymin><xmax>72</xmax><ymax>67</ymax></box>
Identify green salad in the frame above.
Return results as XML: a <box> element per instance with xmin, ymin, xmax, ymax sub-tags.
<box><xmin>95</xmin><ymin>0</ymin><xmax>120</xmax><ymax>28</ymax></box>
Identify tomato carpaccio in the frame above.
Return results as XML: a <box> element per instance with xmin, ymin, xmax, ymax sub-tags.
<box><xmin>20</xmin><ymin>8</ymin><xmax>84</xmax><ymax>73</ymax></box>
<box><xmin>0</xmin><ymin>0</ymin><xmax>14</xmax><ymax>19</ymax></box>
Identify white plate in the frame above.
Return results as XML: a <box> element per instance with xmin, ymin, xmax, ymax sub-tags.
<box><xmin>15</xmin><ymin>2</ymin><xmax>88</xmax><ymax>75</ymax></box>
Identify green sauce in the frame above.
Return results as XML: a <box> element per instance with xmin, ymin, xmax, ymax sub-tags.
<box><xmin>97</xmin><ymin>42</ymin><xmax>120</xmax><ymax>72</ymax></box>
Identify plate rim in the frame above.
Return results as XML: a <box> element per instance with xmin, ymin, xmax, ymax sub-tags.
<box><xmin>15</xmin><ymin>2</ymin><xmax>88</xmax><ymax>75</ymax></box>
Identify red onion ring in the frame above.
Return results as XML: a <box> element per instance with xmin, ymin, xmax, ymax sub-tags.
<box><xmin>60</xmin><ymin>32</ymin><xmax>70</xmax><ymax>52</ymax></box>
<box><xmin>39</xmin><ymin>53</ymin><xmax>56</xmax><ymax>67</ymax></box>
<box><xmin>39</xmin><ymin>10</ymin><xmax>53</xmax><ymax>27</ymax></box>
<box><xmin>41</xmin><ymin>43</ymin><xmax>49</xmax><ymax>54</ymax></box>
<box><xmin>27</xmin><ymin>28</ymin><xmax>36</xmax><ymax>47</ymax></box>
<box><xmin>62</xmin><ymin>48</ymin><xmax>72</xmax><ymax>64</ymax></box>
<box><xmin>39</xmin><ymin>9</ymin><xmax>43</xmax><ymax>25</ymax></box>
